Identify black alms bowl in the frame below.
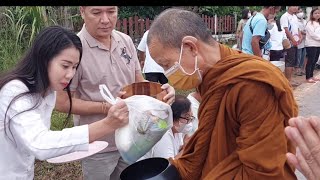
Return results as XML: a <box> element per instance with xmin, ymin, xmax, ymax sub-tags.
<box><xmin>120</xmin><ymin>157</ymin><xmax>181</xmax><ymax>180</ymax></box>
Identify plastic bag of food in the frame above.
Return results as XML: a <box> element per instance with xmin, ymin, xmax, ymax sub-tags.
<box><xmin>99</xmin><ymin>84</ymin><xmax>173</xmax><ymax>164</ymax></box>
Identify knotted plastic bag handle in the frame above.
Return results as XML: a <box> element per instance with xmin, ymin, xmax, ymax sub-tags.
<box><xmin>99</xmin><ymin>84</ymin><xmax>117</xmax><ymax>105</ymax></box>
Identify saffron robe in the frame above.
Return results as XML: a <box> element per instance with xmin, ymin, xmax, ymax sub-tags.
<box><xmin>170</xmin><ymin>44</ymin><xmax>298</xmax><ymax>180</ymax></box>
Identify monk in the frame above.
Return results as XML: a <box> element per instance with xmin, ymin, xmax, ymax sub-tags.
<box><xmin>147</xmin><ymin>8</ymin><xmax>298</xmax><ymax>179</ymax></box>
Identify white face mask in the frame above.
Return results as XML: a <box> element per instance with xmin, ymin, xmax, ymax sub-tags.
<box><xmin>175</xmin><ymin>122</ymin><xmax>193</xmax><ymax>134</ymax></box>
<box><xmin>267</xmin><ymin>23</ymin><xmax>274</xmax><ymax>30</ymax></box>
<box><xmin>297</xmin><ymin>12</ymin><xmax>304</xmax><ymax>19</ymax></box>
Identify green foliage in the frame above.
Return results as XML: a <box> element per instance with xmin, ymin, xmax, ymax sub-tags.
<box><xmin>0</xmin><ymin>6</ymin><xmax>58</xmax><ymax>73</ymax></box>
<box><xmin>118</xmin><ymin>6</ymin><xmax>170</xmax><ymax>19</ymax></box>
<box><xmin>0</xmin><ymin>7</ymin><xmax>27</xmax><ymax>72</ymax></box>
<box><xmin>199</xmin><ymin>6</ymin><xmax>262</xmax><ymax>19</ymax></box>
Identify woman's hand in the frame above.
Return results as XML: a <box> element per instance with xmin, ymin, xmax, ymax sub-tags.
<box><xmin>103</xmin><ymin>100</ymin><xmax>129</xmax><ymax>130</ymax></box>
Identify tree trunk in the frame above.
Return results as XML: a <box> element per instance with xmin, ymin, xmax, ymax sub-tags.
<box><xmin>63</xmin><ymin>6</ymin><xmax>74</xmax><ymax>30</ymax></box>
<box><xmin>57</xmin><ymin>6</ymin><xmax>74</xmax><ymax>30</ymax></box>
<box><xmin>0</xmin><ymin>6</ymin><xmax>6</xmax><ymax>23</ymax></box>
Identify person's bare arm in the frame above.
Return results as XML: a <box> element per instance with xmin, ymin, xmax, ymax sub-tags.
<box><xmin>138</xmin><ymin>50</ymin><xmax>146</xmax><ymax>70</ymax></box>
<box><xmin>55</xmin><ymin>90</ymin><xmax>111</xmax><ymax>115</ymax></box>
<box><xmin>88</xmin><ymin>100</ymin><xmax>128</xmax><ymax>142</ymax></box>
<box><xmin>284</xmin><ymin>27</ymin><xmax>298</xmax><ymax>46</ymax></box>
<box><xmin>251</xmin><ymin>36</ymin><xmax>262</xmax><ymax>57</ymax></box>
<box><xmin>135</xmin><ymin>70</ymin><xmax>147</xmax><ymax>83</ymax></box>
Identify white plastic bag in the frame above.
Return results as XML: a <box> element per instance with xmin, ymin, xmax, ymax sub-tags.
<box><xmin>99</xmin><ymin>84</ymin><xmax>173</xmax><ymax>164</ymax></box>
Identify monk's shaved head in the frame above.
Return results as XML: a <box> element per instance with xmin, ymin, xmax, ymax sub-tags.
<box><xmin>147</xmin><ymin>8</ymin><xmax>213</xmax><ymax>48</ymax></box>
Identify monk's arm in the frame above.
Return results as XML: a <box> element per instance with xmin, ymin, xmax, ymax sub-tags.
<box><xmin>233</xmin><ymin>81</ymin><xmax>295</xmax><ymax>178</ymax></box>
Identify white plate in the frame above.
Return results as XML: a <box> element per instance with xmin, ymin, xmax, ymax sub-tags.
<box><xmin>47</xmin><ymin>141</ymin><xmax>108</xmax><ymax>164</ymax></box>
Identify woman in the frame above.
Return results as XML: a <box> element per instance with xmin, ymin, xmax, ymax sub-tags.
<box><xmin>140</xmin><ymin>95</ymin><xmax>194</xmax><ymax>160</ymax></box>
<box><xmin>0</xmin><ymin>26</ymin><xmax>129</xmax><ymax>179</ymax></box>
<box><xmin>268</xmin><ymin>14</ymin><xmax>288</xmax><ymax>61</ymax></box>
<box><xmin>236</xmin><ymin>8</ymin><xmax>251</xmax><ymax>50</ymax></box>
<box><xmin>295</xmin><ymin>7</ymin><xmax>307</xmax><ymax>76</ymax></box>
<box><xmin>305</xmin><ymin>8</ymin><xmax>320</xmax><ymax>83</ymax></box>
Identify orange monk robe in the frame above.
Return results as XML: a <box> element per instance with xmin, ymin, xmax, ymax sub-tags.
<box><xmin>170</xmin><ymin>44</ymin><xmax>298</xmax><ymax>180</ymax></box>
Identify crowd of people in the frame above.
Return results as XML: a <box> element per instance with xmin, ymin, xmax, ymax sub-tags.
<box><xmin>1</xmin><ymin>6</ymin><xmax>320</xmax><ymax>180</ymax></box>
<box><xmin>238</xmin><ymin>6</ymin><xmax>320</xmax><ymax>86</ymax></box>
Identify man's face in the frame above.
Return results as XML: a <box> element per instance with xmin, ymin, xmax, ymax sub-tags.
<box><xmin>148</xmin><ymin>38</ymin><xmax>196</xmax><ymax>74</ymax></box>
<box><xmin>289</xmin><ymin>6</ymin><xmax>299</xmax><ymax>14</ymax></box>
<box><xmin>80</xmin><ymin>6</ymin><xmax>118</xmax><ymax>40</ymax></box>
<box><xmin>268</xmin><ymin>6</ymin><xmax>281</xmax><ymax>18</ymax></box>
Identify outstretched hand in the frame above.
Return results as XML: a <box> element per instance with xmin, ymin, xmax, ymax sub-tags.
<box><xmin>285</xmin><ymin>116</ymin><xmax>320</xmax><ymax>180</ymax></box>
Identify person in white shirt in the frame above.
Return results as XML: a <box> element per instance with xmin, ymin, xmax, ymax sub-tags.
<box><xmin>280</xmin><ymin>6</ymin><xmax>301</xmax><ymax>86</ymax></box>
<box><xmin>140</xmin><ymin>95</ymin><xmax>194</xmax><ymax>160</ymax></box>
<box><xmin>0</xmin><ymin>26</ymin><xmax>129</xmax><ymax>180</ymax></box>
<box><xmin>295</xmin><ymin>7</ymin><xmax>308</xmax><ymax>76</ymax></box>
<box><xmin>186</xmin><ymin>89</ymin><xmax>201</xmax><ymax>136</ymax></box>
<box><xmin>138</xmin><ymin>30</ymin><xmax>168</xmax><ymax>84</ymax></box>
<box><xmin>268</xmin><ymin>15</ymin><xmax>288</xmax><ymax>61</ymax></box>
<box><xmin>305</xmin><ymin>8</ymin><xmax>320</xmax><ymax>83</ymax></box>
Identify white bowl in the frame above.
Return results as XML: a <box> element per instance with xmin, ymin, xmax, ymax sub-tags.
<box><xmin>270</xmin><ymin>61</ymin><xmax>285</xmax><ymax>72</ymax></box>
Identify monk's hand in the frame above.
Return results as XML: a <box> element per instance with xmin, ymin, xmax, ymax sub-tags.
<box><xmin>285</xmin><ymin>116</ymin><xmax>320</xmax><ymax>180</ymax></box>
<box><xmin>161</xmin><ymin>83</ymin><xmax>175</xmax><ymax>105</ymax></box>
<box><xmin>117</xmin><ymin>90</ymin><xmax>127</xmax><ymax>99</ymax></box>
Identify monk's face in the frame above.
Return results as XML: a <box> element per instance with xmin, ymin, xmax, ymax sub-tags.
<box><xmin>148</xmin><ymin>37</ymin><xmax>197</xmax><ymax>74</ymax></box>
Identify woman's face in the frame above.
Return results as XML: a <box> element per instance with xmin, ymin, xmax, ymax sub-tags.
<box><xmin>47</xmin><ymin>47</ymin><xmax>80</xmax><ymax>91</ymax></box>
<box><xmin>173</xmin><ymin>108</ymin><xmax>194</xmax><ymax>133</ymax></box>
<box><xmin>312</xmin><ymin>10</ymin><xmax>320</xmax><ymax>21</ymax></box>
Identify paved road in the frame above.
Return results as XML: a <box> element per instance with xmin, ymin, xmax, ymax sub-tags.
<box><xmin>293</xmin><ymin>72</ymin><xmax>320</xmax><ymax>180</ymax></box>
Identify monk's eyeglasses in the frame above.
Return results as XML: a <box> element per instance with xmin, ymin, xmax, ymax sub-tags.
<box><xmin>179</xmin><ymin>116</ymin><xmax>195</xmax><ymax>124</ymax></box>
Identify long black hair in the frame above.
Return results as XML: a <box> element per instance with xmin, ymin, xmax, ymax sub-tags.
<box><xmin>171</xmin><ymin>95</ymin><xmax>191</xmax><ymax>122</ymax></box>
<box><xmin>0</xmin><ymin>25</ymin><xmax>82</xmax><ymax>142</ymax></box>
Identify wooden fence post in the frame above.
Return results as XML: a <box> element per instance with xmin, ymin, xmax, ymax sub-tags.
<box><xmin>134</xmin><ymin>15</ymin><xmax>139</xmax><ymax>39</ymax></box>
<box><xmin>146</xmin><ymin>18</ymin><xmax>150</xmax><ymax>30</ymax></box>
<box><xmin>139</xmin><ymin>18</ymin><xmax>145</xmax><ymax>38</ymax></box>
<box><xmin>128</xmin><ymin>16</ymin><xmax>134</xmax><ymax>38</ymax></box>
<box><xmin>123</xmin><ymin>18</ymin><xmax>128</xmax><ymax>35</ymax></box>
<box><xmin>116</xmin><ymin>20</ymin><xmax>121</xmax><ymax>32</ymax></box>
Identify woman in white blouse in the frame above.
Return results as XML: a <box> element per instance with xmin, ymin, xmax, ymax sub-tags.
<box><xmin>140</xmin><ymin>95</ymin><xmax>194</xmax><ymax>160</ymax></box>
<box><xmin>0</xmin><ymin>26</ymin><xmax>129</xmax><ymax>179</ymax></box>
<box><xmin>305</xmin><ymin>8</ymin><xmax>320</xmax><ymax>83</ymax></box>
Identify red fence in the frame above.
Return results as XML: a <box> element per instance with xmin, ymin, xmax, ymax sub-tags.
<box><xmin>116</xmin><ymin>15</ymin><xmax>236</xmax><ymax>41</ymax></box>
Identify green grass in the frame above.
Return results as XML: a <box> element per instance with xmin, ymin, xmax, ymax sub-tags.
<box><xmin>50</xmin><ymin>111</ymin><xmax>73</xmax><ymax>131</ymax></box>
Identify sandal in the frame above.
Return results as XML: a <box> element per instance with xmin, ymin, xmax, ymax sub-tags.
<box><xmin>312</xmin><ymin>77</ymin><xmax>320</xmax><ymax>81</ymax></box>
<box><xmin>306</xmin><ymin>79</ymin><xmax>316</xmax><ymax>83</ymax></box>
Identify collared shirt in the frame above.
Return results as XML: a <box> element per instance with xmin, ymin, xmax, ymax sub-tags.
<box><xmin>0</xmin><ymin>80</ymin><xmax>89</xmax><ymax>180</ymax></box>
<box><xmin>280</xmin><ymin>12</ymin><xmax>300</xmax><ymax>44</ymax></box>
<box><xmin>139</xmin><ymin>129</ymin><xmax>184</xmax><ymax>160</ymax></box>
<box><xmin>70</xmin><ymin>25</ymin><xmax>141</xmax><ymax>152</ymax></box>
<box><xmin>137</xmin><ymin>30</ymin><xmax>164</xmax><ymax>73</ymax></box>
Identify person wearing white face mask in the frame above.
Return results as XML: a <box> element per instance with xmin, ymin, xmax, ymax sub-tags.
<box><xmin>236</xmin><ymin>8</ymin><xmax>251</xmax><ymax>50</ymax></box>
<box><xmin>295</xmin><ymin>7</ymin><xmax>307</xmax><ymax>76</ymax></box>
<box><xmin>139</xmin><ymin>95</ymin><xmax>194</xmax><ymax>160</ymax></box>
